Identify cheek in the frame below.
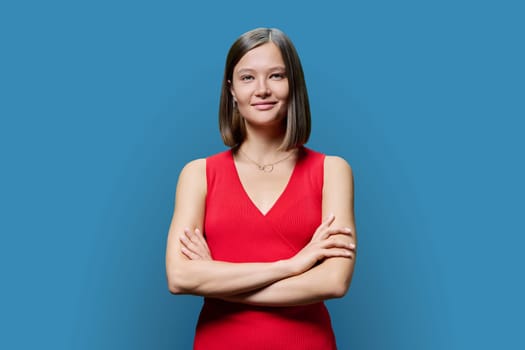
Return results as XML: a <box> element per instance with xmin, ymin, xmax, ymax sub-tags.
<box><xmin>232</xmin><ymin>87</ymin><xmax>251</xmax><ymax>104</ymax></box>
<box><xmin>274</xmin><ymin>83</ymin><xmax>290</xmax><ymax>100</ymax></box>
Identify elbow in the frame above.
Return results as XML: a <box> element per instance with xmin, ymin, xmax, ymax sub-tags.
<box><xmin>325</xmin><ymin>259</ymin><xmax>355</xmax><ymax>299</ymax></box>
<box><xmin>167</xmin><ymin>273</ymin><xmax>184</xmax><ymax>295</ymax></box>
<box><xmin>325</xmin><ymin>271</ymin><xmax>353</xmax><ymax>299</ymax></box>
<box><xmin>168</xmin><ymin>280</ymin><xmax>185</xmax><ymax>295</ymax></box>
<box><xmin>329</xmin><ymin>281</ymin><xmax>349</xmax><ymax>299</ymax></box>
<box><xmin>166</xmin><ymin>264</ymin><xmax>192</xmax><ymax>295</ymax></box>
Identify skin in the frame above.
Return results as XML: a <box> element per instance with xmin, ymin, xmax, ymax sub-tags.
<box><xmin>165</xmin><ymin>42</ymin><xmax>357</xmax><ymax>306</ymax></box>
<box><xmin>230</xmin><ymin>41</ymin><xmax>289</xmax><ymax>135</ymax></box>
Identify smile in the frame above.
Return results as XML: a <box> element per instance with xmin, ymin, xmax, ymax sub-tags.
<box><xmin>251</xmin><ymin>102</ymin><xmax>277</xmax><ymax>110</ymax></box>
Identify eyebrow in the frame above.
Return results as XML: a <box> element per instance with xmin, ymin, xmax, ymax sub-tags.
<box><xmin>236</xmin><ymin>66</ymin><xmax>286</xmax><ymax>74</ymax></box>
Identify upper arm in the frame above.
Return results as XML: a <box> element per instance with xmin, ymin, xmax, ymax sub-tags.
<box><xmin>165</xmin><ymin>159</ymin><xmax>207</xmax><ymax>279</ymax></box>
<box><xmin>323</xmin><ymin>155</ymin><xmax>355</xmax><ymax>233</ymax></box>
<box><xmin>321</xmin><ymin>155</ymin><xmax>357</xmax><ymax>293</ymax></box>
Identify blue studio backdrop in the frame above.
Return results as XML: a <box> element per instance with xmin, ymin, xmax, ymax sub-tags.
<box><xmin>1</xmin><ymin>0</ymin><xmax>523</xmax><ymax>349</ymax></box>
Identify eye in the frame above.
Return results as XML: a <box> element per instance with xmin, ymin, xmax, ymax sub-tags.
<box><xmin>270</xmin><ymin>72</ymin><xmax>286</xmax><ymax>80</ymax></box>
<box><xmin>240</xmin><ymin>75</ymin><xmax>254</xmax><ymax>81</ymax></box>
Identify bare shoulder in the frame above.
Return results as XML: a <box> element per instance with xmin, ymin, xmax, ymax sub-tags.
<box><xmin>324</xmin><ymin>155</ymin><xmax>353</xmax><ymax>180</ymax></box>
<box><xmin>322</xmin><ymin>156</ymin><xmax>355</xmax><ymax>228</ymax></box>
<box><xmin>180</xmin><ymin>158</ymin><xmax>206</xmax><ymax>177</ymax></box>
<box><xmin>177</xmin><ymin>158</ymin><xmax>207</xmax><ymax>194</ymax></box>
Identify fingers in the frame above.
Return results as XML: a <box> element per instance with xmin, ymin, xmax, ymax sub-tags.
<box><xmin>180</xmin><ymin>245</ymin><xmax>203</xmax><ymax>260</ymax></box>
<box><xmin>184</xmin><ymin>227</ymin><xmax>199</xmax><ymax>244</ymax></box>
<box><xmin>319</xmin><ymin>237</ymin><xmax>356</xmax><ymax>251</ymax></box>
<box><xmin>322</xmin><ymin>227</ymin><xmax>353</xmax><ymax>240</ymax></box>
<box><xmin>312</xmin><ymin>213</ymin><xmax>336</xmax><ymax>240</ymax></box>
<box><xmin>321</xmin><ymin>213</ymin><xmax>336</xmax><ymax>230</ymax></box>
<box><xmin>188</xmin><ymin>227</ymin><xmax>207</xmax><ymax>247</ymax></box>
<box><xmin>179</xmin><ymin>234</ymin><xmax>199</xmax><ymax>256</ymax></box>
<box><xmin>322</xmin><ymin>247</ymin><xmax>355</xmax><ymax>259</ymax></box>
<box><xmin>290</xmin><ymin>236</ymin><xmax>356</xmax><ymax>273</ymax></box>
<box><xmin>318</xmin><ymin>238</ymin><xmax>356</xmax><ymax>258</ymax></box>
<box><xmin>180</xmin><ymin>228</ymin><xmax>210</xmax><ymax>260</ymax></box>
<box><xmin>192</xmin><ymin>228</ymin><xmax>211</xmax><ymax>256</ymax></box>
<box><xmin>313</xmin><ymin>214</ymin><xmax>354</xmax><ymax>241</ymax></box>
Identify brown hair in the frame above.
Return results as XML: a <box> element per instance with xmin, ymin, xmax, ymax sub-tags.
<box><xmin>219</xmin><ymin>28</ymin><xmax>311</xmax><ymax>151</ymax></box>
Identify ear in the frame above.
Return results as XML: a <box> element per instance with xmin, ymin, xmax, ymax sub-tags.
<box><xmin>228</xmin><ymin>80</ymin><xmax>237</xmax><ymax>102</ymax></box>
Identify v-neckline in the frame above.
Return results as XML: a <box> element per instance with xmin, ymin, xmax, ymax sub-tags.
<box><xmin>230</xmin><ymin>149</ymin><xmax>301</xmax><ymax>217</ymax></box>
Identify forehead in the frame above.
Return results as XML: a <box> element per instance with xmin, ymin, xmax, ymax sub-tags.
<box><xmin>234</xmin><ymin>42</ymin><xmax>285</xmax><ymax>72</ymax></box>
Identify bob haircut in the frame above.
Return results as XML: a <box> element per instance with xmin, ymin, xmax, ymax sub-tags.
<box><xmin>219</xmin><ymin>28</ymin><xmax>311</xmax><ymax>151</ymax></box>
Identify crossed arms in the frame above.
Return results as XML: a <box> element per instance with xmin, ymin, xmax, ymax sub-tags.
<box><xmin>165</xmin><ymin>156</ymin><xmax>357</xmax><ymax>307</ymax></box>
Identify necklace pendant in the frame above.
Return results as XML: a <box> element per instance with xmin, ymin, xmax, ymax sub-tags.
<box><xmin>238</xmin><ymin>148</ymin><xmax>294</xmax><ymax>173</ymax></box>
<box><xmin>261</xmin><ymin>164</ymin><xmax>274</xmax><ymax>172</ymax></box>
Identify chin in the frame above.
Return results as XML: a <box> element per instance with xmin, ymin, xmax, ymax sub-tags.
<box><xmin>245</xmin><ymin>116</ymin><xmax>287</xmax><ymax>130</ymax></box>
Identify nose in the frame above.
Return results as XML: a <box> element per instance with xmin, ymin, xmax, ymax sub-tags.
<box><xmin>255</xmin><ymin>79</ymin><xmax>270</xmax><ymax>97</ymax></box>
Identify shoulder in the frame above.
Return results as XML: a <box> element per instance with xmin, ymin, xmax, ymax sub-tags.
<box><xmin>179</xmin><ymin>149</ymin><xmax>231</xmax><ymax>178</ymax></box>
<box><xmin>180</xmin><ymin>158</ymin><xmax>206</xmax><ymax>177</ymax></box>
<box><xmin>322</xmin><ymin>156</ymin><xmax>354</xmax><ymax>204</ymax></box>
<box><xmin>177</xmin><ymin>158</ymin><xmax>207</xmax><ymax>196</ymax></box>
<box><xmin>177</xmin><ymin>149</ymin><xmax>232</xmax><ymax>191</ymax></box>
<box><xmin>324</xmin><ymin>155</ymin><xmax>354</xmax><ymax>188</ymax></box>
<box><xmin>172</xmin><ymin>159</ymin><xmax>207</xmax><ymax>224</ymax></box>
<box><xmin>301</xmin><ymin>147</ymin><xmax>353</xmax><ymax>178</ymax></box>
<box><xmin>324</xmin><ymin>155</ymin><xmax>353</xmax><ymax>175</ymax></box>
<box><xmin>303</xmin><ymin>147</ymin><xmax>352</xmax><ymax>175</ymax></box>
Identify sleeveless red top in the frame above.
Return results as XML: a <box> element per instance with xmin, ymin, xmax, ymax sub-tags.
<box><xmin>194</xmin><ymin>147</ymin><xmax>337</xmax><ymax>350</ymax></box>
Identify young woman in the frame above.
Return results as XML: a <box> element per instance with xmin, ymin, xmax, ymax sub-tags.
<box><xmin>165</xmin><ymin>27</ymin><xmax>357</xmax><ymax>349</ymax></box>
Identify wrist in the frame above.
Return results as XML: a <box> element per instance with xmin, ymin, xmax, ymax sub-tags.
<box><xmin>274</xmin><ymin>258</ymin><xmax>298</xmax><ymax>278</ymax></box>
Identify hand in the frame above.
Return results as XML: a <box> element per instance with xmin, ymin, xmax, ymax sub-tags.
<box><xmin>310</xmin><ymin>213</ymin><xmax>355</xmax><ymax>245</ymax></box>
<box><xmin>179</xmin><ymin>228</ymin><xmax>212</xmax><ymax>260</ymax></box>
<box><xmin>286</xmin><ymin>214</ymin><xmax>355</xmax><ymax>275</ymax></box>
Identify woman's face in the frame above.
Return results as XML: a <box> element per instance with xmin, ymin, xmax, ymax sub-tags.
<box><xmin>230</xmin><ymin>42</ymin><xmax>289</xmax><ymax>130</ymax></box>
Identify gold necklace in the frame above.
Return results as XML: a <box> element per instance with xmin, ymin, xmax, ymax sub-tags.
<box><xmin>238</xmin><ymin>148</ymin><xmax>295</xmax><ymax>172</ymax></box>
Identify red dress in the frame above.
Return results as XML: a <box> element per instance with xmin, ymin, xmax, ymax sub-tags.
<box><xmin>194</xmin><ymin>147</ymin><xmax>337</xmax><ymax>350</ymax></box>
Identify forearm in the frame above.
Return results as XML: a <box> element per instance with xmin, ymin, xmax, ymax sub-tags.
<box><xmin>167</xmin><ymin>258</ymin><xmax>294</xmax><ymax>297</ymax></box>
<box><xmin>221</xmin><ymin>257</ymin><xmax>355</xmax><ymax>307</ymax></box>
<box><xmin>172</xmin><ymin>219</ymin><xmax>354</xmax><ymax>299</ymax></box>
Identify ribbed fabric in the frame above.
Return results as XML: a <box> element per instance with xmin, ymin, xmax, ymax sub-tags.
<box><xmin>194</xmin><ymin>147</ymin><xmax>337</xmax><ymax>350</ymax></box>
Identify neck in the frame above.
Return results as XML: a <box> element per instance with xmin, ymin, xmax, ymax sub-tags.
<box><xmin>239</xmin><ymin>124</ymin><xmax>293</xmax><ymax>164</ymax></box>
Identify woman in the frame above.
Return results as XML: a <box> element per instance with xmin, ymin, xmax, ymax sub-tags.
<box><xmin>165</xmin><ymin>28</ymin><xmax>357</xmax><ymax>349</ymax></box>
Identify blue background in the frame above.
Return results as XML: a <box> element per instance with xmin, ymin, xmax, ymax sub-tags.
<box><xmin>1</xmin><ymin>0</ymin><xmax>523</xmax><ymax>349</ymax></box>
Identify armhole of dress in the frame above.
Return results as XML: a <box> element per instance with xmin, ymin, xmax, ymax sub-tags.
<box><xmin>204</xmin><ymin>157</ymin><xmax>210</xmax><ymax>208</ymax></box>
<box><xmin>320</xmin><ymin>153</ymin><xmax>327</xmax><ymax>197</ymax></box>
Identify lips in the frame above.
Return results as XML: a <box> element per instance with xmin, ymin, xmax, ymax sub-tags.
<box><xmin>251</xmin><ymin>101</ymin><xmax>278</xmax><ymax>110</ymax></box>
